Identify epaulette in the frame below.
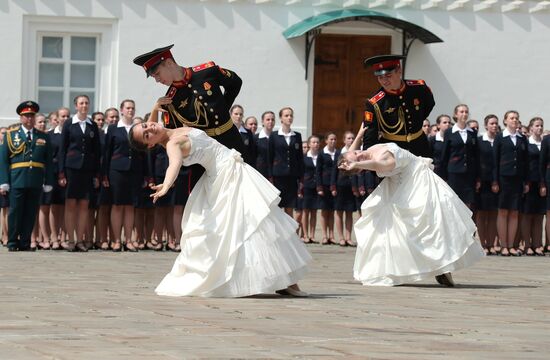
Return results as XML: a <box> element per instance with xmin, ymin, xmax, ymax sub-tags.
<box><xmin>192</xmin><ymin>61</ymin><xmax>216</xmax><ymax>72</ymax></box>
<box><xmin>166</xmin><ymin>86</ymin><xmax>177</xmax><ymax>99</ymax></box>
<box><xmin>7</xmin><ymin>125</ymin><xmax>20</xmax><ymax>132</ymax></box>
<box><xmin>368</xmin><ymin>91</ymin><xmax>385</xmax><ymax>105</ymax></box>
<box><xmin>405</xmin><ymin>79</ymin><xmax>426</xmax><ymax>86</ymax></box>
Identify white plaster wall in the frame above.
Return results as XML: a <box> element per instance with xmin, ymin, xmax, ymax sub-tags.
<box><xmin>1</xmin><ymin>1</ymin><xmax>550</xmax><ymax>133</ymax></box>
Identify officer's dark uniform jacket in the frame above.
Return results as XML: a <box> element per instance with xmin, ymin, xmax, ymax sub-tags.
<box><xmin>363</xmin><ymin>79</ymin><xmax>435</xmax><ymax>158</ymax></box>
<box><xmin>492</xmin><ymin>130</ymin><xmax>529</xmax><ymax>185</ymax></box>
<box><xmin>161</xmin><ymin>61</ymin><xmax>246</xmax><ymax>157</ymax></box>
<box><xmin>58</xmin><ymin>117</ymin><xmax>101</xmax><ymax>178</ymax></box>
<box><xmin>440</xmin><ymin>126</ymin><xmax>479</xmax><ymax>181</ymax></box>
<box><xmin>0</xmin><ymin>126</ymin><xmax>54</xmax><ymax>189</ymax></box>
<box><xmin>268</xmin><ymin>130</ymin><xmax>304</xmax><ymax>179</ymax></box>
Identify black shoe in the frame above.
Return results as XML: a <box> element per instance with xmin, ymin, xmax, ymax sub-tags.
<box><xmin>7</xmin><ymin>247</ymin><xmax>18</xmax><ymax>252</ymax></box>
<box><xmin>18</xmin><ymin>246</ymin><xmax>36</xmax><ymax>252</ymax></box>
<box><xmin>435</xmin><ymin>273</ymin><xmax>455</xmax><ymax>287</ymax></box>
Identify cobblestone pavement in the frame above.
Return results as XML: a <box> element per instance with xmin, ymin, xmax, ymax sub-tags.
<box><xmin>1</xmin><ymin>244</ymin><xmax>549</xmax><ymax>359</ymax></box>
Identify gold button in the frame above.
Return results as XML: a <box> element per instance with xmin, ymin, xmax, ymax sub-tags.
<box><xmin>215</xmin><ymin>115</ymin><xmax>219</xmax><ymax>119</ymax></box>
<box><xmin>204</xmin><ymin>103</ymin><xmax>208</xmax><ymax>106</ymax></box>
<box><xmin>187</xmin><ymin>84</ymin><xmax>192</xmax><ymax>88</ymax></box>
<box><xmin>193</xmin><ymin>90</ymin><xmax>198</xmax><ymax>94</ymax></box>
<box><xmin>210</xmin><ymin>108</ymin><xmax>214</xmax><ymax>112</ymax></box>
<box><xmin>215</xmin><ymin>121</ymin><xmax>219</xmax><ymax>125</ymax></box>
<box><xmin>405</xmin><ymin>109</ymin><xmax>409</xmax><ymax>113</ymax></box>
<box><xmin>199</xmin><ymin>96</ymin><xmax>203</xmax><ymax>100</ymax></box>
<box><xmin>214</xmin><ymin>128</ymin><xmax>221</xmax><ymax>135</ymax></box>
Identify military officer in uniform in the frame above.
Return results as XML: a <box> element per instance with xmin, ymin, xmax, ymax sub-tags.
<box><xmin>0</xmin><ymin>101</ymin><xmax>54</xmax><ymax>251</ymax></box>
<box><xmin>362</xmin><ymin>55</ymin><xmax>435</xmax><ymax>158</ymax></box>
<box><xmin>133</xmin><ymin>44</ymin><xmax>246</xmax><ymax>187</ymax></box>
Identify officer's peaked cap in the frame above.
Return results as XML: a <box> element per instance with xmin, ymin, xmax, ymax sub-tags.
<box><xmin>364</xmin><ymin>55</ymin><xmax>406</xmax><ymax>76</ymax></box>
<box><xmin>133</xmin><ymin>44</ymin><xmax>174</xmax><ymax>77</ymax></box>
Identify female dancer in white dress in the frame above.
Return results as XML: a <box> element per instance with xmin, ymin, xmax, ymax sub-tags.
<box><xmin>339</xmin><ymin>124</ymin><xmax>484</xmax><ymax>287</ymax></box>
<box><xmin>129</xmin><ymin>99</ymin><xmax>311</xmax><ymax>297</ymax></box>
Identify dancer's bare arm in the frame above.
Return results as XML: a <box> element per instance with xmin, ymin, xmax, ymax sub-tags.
<box><xmin>151</xmin><ymin>137</ymin><xmax>189</xmax><ymax>202</ymax></box>
<box><xmin>348</xmin><ymin>122</ymin><xmax>367</xmax><ymax>152</ymax></box>
<box><xmin>340</xmin><ymin>150</ymin><xmax>395</xmax><ymax>174</ymax></box>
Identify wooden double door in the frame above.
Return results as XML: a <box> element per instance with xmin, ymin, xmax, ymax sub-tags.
<box><xmin>312</xmin><ymin>34</ymin><xmax>391</xmax><ymax>143</ymax></box>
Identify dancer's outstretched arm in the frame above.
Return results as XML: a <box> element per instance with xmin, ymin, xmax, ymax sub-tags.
<box><xmin>151</xmin><ymin>139</ymin><xmax>185</xmax><ymax>202</ymax></box>
<box><xmin>348</xmin><ymin>122</ymin><xmax>367</xmax><ymax>152</ymax></box>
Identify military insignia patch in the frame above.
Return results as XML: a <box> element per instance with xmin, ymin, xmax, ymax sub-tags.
<box><xmin>294</xmin><ymin>143</ymin><xmax>300</xmax><ymax>150</ymax></box>
<box><xmin>179</xmin><ymin>99</ymin><xmax>188</xmax><ymax>109</ymax></box>
<box><xmin>414</xmin><ymin>98</ymin><xmax>420</xmax><ymax>106</ymax></box>
<box><xmin>167</xmin><ymin>86</ymin><xmax>177</xmax><ymax>99</ymax></box>
<box><xmin>90</xmin><ymin>131</ymin><xmax>94</xmax><ymax>138</ymax></box>
<box><xmin>13</xmin><ymin>133</ymin><xmax>21</xmax><ymax>146</ymax></box>
<box><xmin>192</xmin><ymin>61</ymin><xmax>215</xmax><ymax>72</ymax></box>
<box><xmin>163</xmin><ymin>112</ymin><xmax>170</xmax><ymax>126</ymax></box>
<box><xmin>384</xmin><ymin>107</ymin><xmax>395</xmax><ymax>114</ymax></box>
<box><xmin>364</xmin><ymin>111</ymin><xmax>373</xmax><ymax>124</ymax></box>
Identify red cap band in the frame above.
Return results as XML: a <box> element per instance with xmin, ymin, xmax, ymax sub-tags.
<box><xmin>143</xmin><ymin>49</ymin><xmax>173</xmax><ymax>72</ymax></box>
<box><xmin>372</xmin><ymin>59</ymin><xmax>401</xmax><ymax>72</ymax></box>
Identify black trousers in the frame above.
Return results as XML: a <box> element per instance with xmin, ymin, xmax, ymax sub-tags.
<box><xmin>8</xmin><ymin>187</ymin><xmax>42</xmax><ymax>249</ymax></box>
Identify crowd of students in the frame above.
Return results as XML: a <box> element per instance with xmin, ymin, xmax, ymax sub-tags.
<box><xmin>1</xmin><ymin>99</ymin><xmax>550</xmax><ymax>256</ymax></box>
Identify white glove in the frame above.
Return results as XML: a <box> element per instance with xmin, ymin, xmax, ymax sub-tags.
<box><xmin>0</xmin><ymin>183</ymin><xmax>9</xmax><ymax>192</ymax></box>
<box><xmin>43</xmin><ymin>185</ymin><xmax>53</xmax><ymax>193</ymax></box>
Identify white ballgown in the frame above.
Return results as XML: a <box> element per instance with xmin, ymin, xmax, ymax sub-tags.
<box><xmin>155</xmin><ymin>128</ymin><xmax>311</xmax><ymax>297</ymax></box>
<box><xmin>353</xmin><ymin>143</ymin><xmax>484</xmax><ymax>286</ymax></box>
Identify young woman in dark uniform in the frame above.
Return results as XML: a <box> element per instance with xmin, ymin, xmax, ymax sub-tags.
<box><xmin>521</xmin><ymin>117</ymin><xmax>545</xmax><ymax>256</ymax></box>
<box><xmin>334</xmin><ymin>131</ymin><xmax>357</xmax><ymax>246</ymax></box>
<box><xmin>316</xmin><ymin>132</ymin><xmax>337</xmax><ymax>245</ymax></box>
<box><xmin>428</xmin><ymin>114</ymin><xmax>451</xmax><ymax>178</ymax></box>
<box><xmin>441</xmin><ymin>104</ymin><xmax>479</xmax><ymax>210</ymax></box>
<box><xmin>301</xmin><ymin>135</ymin><xmax>320</xmax><ymax>244</ymax></box>
<box><xmin>102</xmin><ymin>100</ymin><xmax>144</xmax><ymax>252</ymax></box>
<box><xmin>230</xmin><ymin>105</ymin><xmax>256</xmax><ymax>167</ymax></box>
<box><xmin>59</xmin><ymin>95</ymin><xmax>101</xmax><ymax>251</ymax></box>
<box><xmin>475</xmin><ymin>114</ymin><xmax>499</xmax><ymax>255</ymax></box>
<box><xmin>268</xmin><ymin>107</ymin><xmax>304</xmax><ymax>217</ymax></box>
<box><xmin>492</xmin><ymin>111</ymin><xmax>529</xmax><ymax>256</ymax></box>
<box><xmin>47</xmin><ymin>107</ymin><xmax>70</xmax><ymax>250</ymax></box>
<box><xmin>254</xmin><ymin>111</ymin><xmax>275</xmax><ymax>179</ymax></box>
<box><xmin>87</xmin><ymin>111</ymin><xmax>105</xmax><ymax>249</ymax></box>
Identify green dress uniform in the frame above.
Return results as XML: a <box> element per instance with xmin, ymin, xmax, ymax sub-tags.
<box><xmin>0</xmin><ymin>104</ymin><xmax>54</xmax><ymax>251</ymax></box>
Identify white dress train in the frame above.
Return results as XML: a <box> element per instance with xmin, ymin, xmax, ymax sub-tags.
<box><xmin>353</xmin><ymin>143</ymin><xmax>484</xmax><ymax>286</ymax></box>
<box><xmin>155</xmin><ymin>128</ymin><xmax>311</xmax><ymax>297</ymax></box>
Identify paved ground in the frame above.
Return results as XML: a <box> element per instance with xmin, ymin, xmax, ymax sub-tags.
<box><xmin>1</xmin><ymin>243</ymin><xmax>549</xmax><ymax>359</ymax></box>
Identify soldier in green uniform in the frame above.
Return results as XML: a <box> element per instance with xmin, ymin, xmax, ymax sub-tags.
<box><xmin>133</xmin><ymin>44</ymin><xmax>247</xmax><ymax>187</ymax></box>
<box><xmin>0</xmin><ymin>101</ymin><xmax>54</xmax><ymax>251</ymax></box>
<box><xmin>362</xmin><ymin>55</ymin><xmax>435</xmax><ymax>158</ymax></box>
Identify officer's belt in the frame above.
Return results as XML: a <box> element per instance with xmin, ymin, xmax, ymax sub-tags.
<box><xmin>10</xmin><ymin>161</ymin><xmax>45</xmax><ymax>170</ymax></box>
<box><xmin>381</xmin><ymin>129</ymin><xmax>424</xmax><ymax>143</ymax></box>
<box><xmin>204</xmin><ymin>120</ymin><xmax>234</xmax><ymax>137</ymax></box>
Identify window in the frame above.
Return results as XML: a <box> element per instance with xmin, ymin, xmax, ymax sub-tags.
<box><xmin>38</xmin><ymin>35</ymin><xmax>99</xmax><ymax>114</ymax></box>
<box><xmin>23</xmin><ymin>16</ymin><xmax>117</xmax><ymax>116</ymax></box>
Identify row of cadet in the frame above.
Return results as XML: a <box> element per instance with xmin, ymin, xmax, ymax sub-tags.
<box><xmin>0</xmin><ymin>99</ymin><xmax>367</xmax><ymax>252</ymax></box>
<box><xmin>425</xmin><ymin>104</ymin><xmax>550</xmax><ymax>257</ymax></box>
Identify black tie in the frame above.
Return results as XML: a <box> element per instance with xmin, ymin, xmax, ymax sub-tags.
<box><xmin>27</xmin><ymin>130</ymin><xmax>32</xmax><ymax>142</ymax></box>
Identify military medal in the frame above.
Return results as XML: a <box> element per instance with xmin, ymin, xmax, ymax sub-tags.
<box><xmin>90</xmin><ymin>131</ymin><xmax>95</xmax><ymax>138</ymax></box>
<box><xmin>179</xmin><ymin>99</ymin><xmax>188</xmax><ymax>109</ymax></box>
<box><xmin>14</xmin><ymin>133</ymin><xmax>21</xmax><ymax>146</ymax></box>
<box><xmin>203</xmin><ymin>82</ymin><xmax>212</xmax><ymax>96</ymax></box>
<box><xmin>414</xmin><ymin>98</ymin><xmax>420</xmax><ymax>111</ymax></box>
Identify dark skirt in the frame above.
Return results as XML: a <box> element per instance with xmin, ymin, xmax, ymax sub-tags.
<box><xmin>97</xmin><ymin>185</ymin><xmax>112</xmax><ymax>207</ymax></box>
<box><xmin>522</xmin><ymin>186</ymin><xmax>545</xmax><ymax>214</ymax></box>
<box><xmin>273</xmin><ymin>176</ymin><xmax>298</xmax><ymax>209</ymax></box>
<box><xmin>135</xmin><ymin>185</ymin><xmax>154</xmax><ymax>209</ymax></box>
<box><xmin>334</xmin><ymin>185</ymin><xmax>357</xmax><ymax>212</ymax></box>
<box><xmin>302</xmin><ymin>187</ymin><xmax>319</xmax><ymax>210</ymax></box>
<box><xmin>174</xmin><ymin>174</ymin><xmax>190</xmax><ymax>207</ymax></box>
<box><xmin>318</xmin><ymin>185</ymin><xmax>335</xmax><ymax>211</ymax></box>
<box><xmin>0</xmin><ymin>193</ymin><xmax>9</xmax><ymax>208</ymax></box>
<box><xmin>295</xmin><ymin>196</ymin><xmax>304</xmax><ymax>211</ymax></box>
<box><xmin>40</xmin><ymin>190</ymin><xmax>52</xmax><ymax>206</ymax></box>
<box><xmin>498</xmin><ymin>175</ymin><xmax>523</xmax><ymax>210</ymax></box>
<box><xmin>109</xmin><ymin>169</ymin><xmax>139</xmax><ymax>206</ymax></box>
<box><xmin>49</xmin><ymin>182</ymin><xmax>66</xmax><ymax>205</ymax></box>
<box><xmin>447</xmin><ymin>172</ymin><xmax>476</xmax><ymax>206</ymax></box>
<box><xmin>476</xmin><ymin>181</ymin><xmax>498</xmax><ymax>211</ymax></box>
<box><xmin>65</xmin><ymin>168</ymin><xmax>94</xmax><ymax>200</ymax></box>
